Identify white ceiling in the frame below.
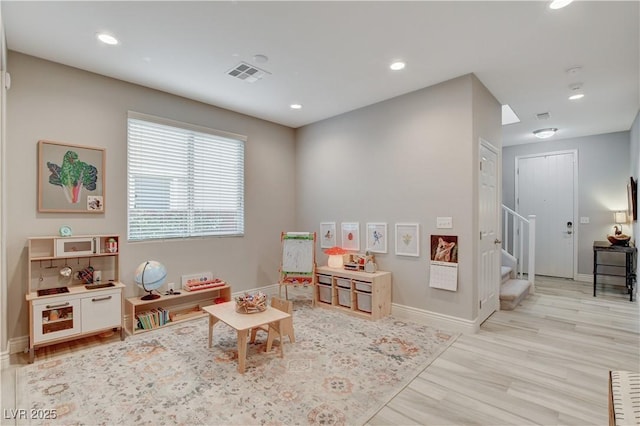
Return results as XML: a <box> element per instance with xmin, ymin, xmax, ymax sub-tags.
<box><xmin>2</xmin><ymin>1</ymin><xmax>638</xmax><ymax>146</ymax></box>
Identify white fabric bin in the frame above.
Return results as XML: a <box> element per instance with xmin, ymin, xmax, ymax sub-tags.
<box><xmin>317</xmin><ymin>274</ymin><xmax>332</xmax><ymax>285</ymax></box>
<box><xmin>354</xmin><ymin>281</ymin><xmax>371</xmax><ymax>293</ymax></box>
<box><xmin>338</xmin><ymin>287</ymin><xmax>351</xmax><ymax>307</ymax></box>
<box><xmin>336</xmin><ymin>278</ymin><xmax>351</xmax><ymax>288</ymax></box>
<box><xmin>318</xmin><ymin>283</ymin><xmax>332</xmax><ymax>303</ymax></box>
<box><xmin>355</xmin><ymin>291</ymin><xmax>372</xmax><ymax>312</ymax></box>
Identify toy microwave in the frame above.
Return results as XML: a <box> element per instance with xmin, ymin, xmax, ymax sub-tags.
<box><xmin>55</xmin><ymin>237</ymin><xmax>97</xmax><ymax>257</ymax></box>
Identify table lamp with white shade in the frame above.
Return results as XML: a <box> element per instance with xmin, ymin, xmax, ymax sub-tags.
<box><xmin>614</xmin><ymin>211</ymin><xmax>627</xmax><ymax>235</ymax></box>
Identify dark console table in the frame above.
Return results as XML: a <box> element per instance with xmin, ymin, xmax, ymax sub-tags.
<box><xmin>593</xmin><ymin>241</ymin><xmax>636</xmax><ymax>301</ymax></box>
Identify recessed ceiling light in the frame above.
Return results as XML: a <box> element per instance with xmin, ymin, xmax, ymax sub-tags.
<box><xmin>533</xmin><ymin>128</ymin><xmax>558</xmax><ymax>139</ymax></box>
<box><xmin>290</xmin><ymin>104</ymin><xmax>302</xmax><ymax>110</ymax></box>
<box><xmin>566</xmin><ymin>66</ymin><xmax>582</xmax><ymax>76</ymax></box>
<box><xmin>97</xmin><ymin>33</ymin><xmax>119</xmax><ymax>45</ymax></box>
<box><xmin>390</xmin><ymin>61</ymin><xmax>405</xmax><ymax>71</ymax></box>
<box><xmin>253</xmin><ymin>54</ymin><xmax>268</xmax><ymax>63</ymax></box>
<box><xmin>549</xmin><ymin>0</ymin><xmax>573</xmax><ymax>9</ymax></box>
<box><xmin>568</xmin><ymin>84</ymin><xmax>584</xmax><ymax>100</ymax></box>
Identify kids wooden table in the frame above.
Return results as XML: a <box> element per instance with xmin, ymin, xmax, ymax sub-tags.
<box><xmin>203</xmin><ymin>301</ymin><xmax>291</xmax><ymax>373</ymax></box>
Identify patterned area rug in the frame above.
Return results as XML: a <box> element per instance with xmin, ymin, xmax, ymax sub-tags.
<box><xmin>16</xmin><ymin>297</ymin><xmax>458</xmax><ymax>425</ymax></box>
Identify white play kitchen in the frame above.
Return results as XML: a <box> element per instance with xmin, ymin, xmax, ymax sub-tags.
<box><xmin>25</xmin><ymin>234</ymin><xmax>124</xmax><ymax>363</ymax></box>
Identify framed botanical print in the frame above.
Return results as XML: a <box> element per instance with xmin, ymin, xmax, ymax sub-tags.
<box><xmin>366</xmin><ymin>222</ymin><xmax>388</xmax><ymax>253</ymax></box>
<box><xmin>38</xmin><ymin>140</ymin><xmax>105</xmax><ymax>213</ymax></box>
<box><xmin>395</xmin><ymin>223</ymin><xmax>420</xmax><ymax>257</ymax></box>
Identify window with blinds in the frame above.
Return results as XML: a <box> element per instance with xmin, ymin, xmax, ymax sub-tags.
<box><xmin>127</xmin><ymin>112</ymin><xmax>245</xmax><ymax>241</ymax></box>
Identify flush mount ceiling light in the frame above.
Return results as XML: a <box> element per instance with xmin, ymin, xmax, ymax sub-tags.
<box><xmin>549</xmin><ymin>0</ymin><xmax>574</xmax><ymax>9</ymax></box>
<box><xmin>390</xmin><ymin>61</ymin><xmax>406</xmax><ymax>71</ymax></box>
<box><xmin>533</xmin><ymin>128</ymin><xmax>558</xmax><ymax>139</ymax></box>
<box><xmin>290</xmin><ymin>104</ymin><xmax>302</xmax><ymax>110</ymax></box>
<box><xmin>568</xmin><ymin>84</ymin><xmax>585</xmax><ymax>100</ymax></box>
<box><xmin>97</xmin><ymin>33</ymin><xmax>119</xmax><ymax>45</ymax></box>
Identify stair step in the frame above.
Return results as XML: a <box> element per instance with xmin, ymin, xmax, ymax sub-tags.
<box><xmin>500</xmin><ymin>279</ymin><xmax>530</xmax><ymax>310</ymax></box>
<box><xmin>501</xmin><ymin>266</ymin><xmax>513</xmax><ymax>284</ymax></box>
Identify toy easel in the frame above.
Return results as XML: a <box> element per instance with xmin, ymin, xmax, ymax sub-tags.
<box><xmin>279</xmin><ymin>231</ymin><xmax>316</xmax><ymax>305</ymax></box>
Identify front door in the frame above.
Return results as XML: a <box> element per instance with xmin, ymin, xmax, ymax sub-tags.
<box><xmin>516</xmin><ymin>151</ymin><xmax>576</xmax><ymax>279</ymax></box>
<box><xmin>479</xmin><ymin>140</ymin><xmax>500</xmax><ymax>322</ymax></box>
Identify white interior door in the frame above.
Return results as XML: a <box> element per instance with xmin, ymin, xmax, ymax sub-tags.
<box><xmin>479</xmin><ymin>140</ymin><xmax>500</xmax><ymax>322</ymax></box>
<box><xmin>516</xmin><ymin>151</ymin><xmax>576</xmax><ymax>279</ymax></box>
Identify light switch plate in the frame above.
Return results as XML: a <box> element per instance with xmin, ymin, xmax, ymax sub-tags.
<box><xmin>437</xmin><ymin>217</ymin><xmax>453</xmax><ymax>229</ymax></box>
<box><xmin>580</xmin><ymin>217</ymin><xmax>590</xmax><ymax>224</ymax></box>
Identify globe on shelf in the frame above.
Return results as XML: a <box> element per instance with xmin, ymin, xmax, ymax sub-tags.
<box><xmin>134</xmin><ymin>261</ymin><xmax>167</xmax><ymax>300</ymax></box>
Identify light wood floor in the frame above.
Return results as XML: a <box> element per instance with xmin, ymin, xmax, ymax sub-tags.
<box><xmin>2</xmin><ymin>278</ymin><xmax>638</xmax><ymax>425</ymax></box>
<box><xmin>368</xmin><ymin>277</ymin><xmax>640</xmax><ymax>425</ymax></box>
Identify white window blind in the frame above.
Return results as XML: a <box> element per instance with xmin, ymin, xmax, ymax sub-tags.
<box><xmin>127</xmin><ymin>112</ymin><xmax>245</xmax><ymax>241</ymax></box>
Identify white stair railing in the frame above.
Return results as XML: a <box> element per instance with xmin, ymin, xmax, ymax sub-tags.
<box><xmin>502</xmin><ymin>205</ymin><xmax>536</xmax><ymax>293</ymax></box>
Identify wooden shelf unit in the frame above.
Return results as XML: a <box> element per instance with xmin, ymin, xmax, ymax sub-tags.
<box><xmin>315</xmin><ymin>266</ymin><xmax>392</xmax><ymax>320</ymax></box>
<box><xmin>125</xmin><ymin>285</ymin><xmax>231</xmax><ymax>334</ymax></box>
<box><xmin>25</xmin><ymin>234</ymin><xmax>123</xmax><ymax>363</ymax></box>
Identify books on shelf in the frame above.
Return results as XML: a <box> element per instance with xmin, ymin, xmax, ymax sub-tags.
<box><xmin>134</xmin><ymin>306</ymin><xmax>205</xmax><ymax>331</ymax></box>
<box><xmin>135</xmin><ymin>307</ymin><xmax>170</xmax><ymax>331</ymax></box>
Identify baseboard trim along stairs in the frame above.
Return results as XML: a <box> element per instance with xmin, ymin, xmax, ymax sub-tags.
<box><xmin>500</xmin><ymin>256</ymin><xmax>531</xmax><ymax>311</ymax></box>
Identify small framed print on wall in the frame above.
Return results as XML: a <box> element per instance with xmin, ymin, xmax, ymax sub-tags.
<box><xmin>320</xmin><ymin>222</ymin><xmax>337</xmax><ymax>248</ymax></box>
<box><xmin>341</xmin><ymin>222</ymin><xmax>360</xmax><ymax>251</ymax></box>
<box><xmin>395</xmin><ymin>223</ymin><xmax>420</xmax><ymax>257</ymax></box>
<box><xmin>38</xmin><ymin>140</ymin><xmax>105</xmax><ymax>213</ymax></box>
<box><xmin>366</xmin><ymin>222</ymin><xmax>388</xmax><ymax>253</ymax></box>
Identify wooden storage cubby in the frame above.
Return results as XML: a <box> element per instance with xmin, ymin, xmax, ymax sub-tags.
<box><xmin>125</xmin><ymin>285</ymin><xmax>231</xmax><ymax>334</ymax></box>
<box><xmin>315</xmin><ymin>266</ymin><xmax>391</xmax><ymax>320</ymax></box>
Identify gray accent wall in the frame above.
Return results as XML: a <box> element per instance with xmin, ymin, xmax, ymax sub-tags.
<box><xmin>295</xmin><ymin>74</ymin><xmax>501</xmax><ymax>322</ymax></box>
<box><xmin>5</xmin><ymin>52</ymin><xmax>297</xmax><ymax>340</ymax></box>
<box><xmin>502</xmin><ymin>132</ymin><xmax>631</xmax><ymax>275</ymax></box>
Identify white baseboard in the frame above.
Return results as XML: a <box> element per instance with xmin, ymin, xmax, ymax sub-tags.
<box><xmin>8</xmin><ymin>335</ymin><xmax>28</xmax><ymax>355</ymax></box>
<box><xmin>575</xmin><ymin>273</ymin><xmax>592</xmax><ymax>283</ymax></box>
<box><xmin>391</xmin><ymin>303</ymin><xmax>479</xmax><ymax>334</ymax></box>
<box><xmin>1</xmin><ymin>349</ymin><xmax>10</xmax><ymax>369</ymax></box>
<box><xmin>576</xmin><ymin>273</ymin><xmax>627</xmax><ymax>286</ymax></box>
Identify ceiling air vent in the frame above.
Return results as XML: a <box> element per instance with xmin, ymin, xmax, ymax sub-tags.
<box><xmin>536</xmin><ymin>112</ymin><xmax>551</xmax><ymax>120</ymax></box>
<box><xmin>226</xmin><ymin>62</ymin><xmax>270</xmax><ymax>83</ymax></box>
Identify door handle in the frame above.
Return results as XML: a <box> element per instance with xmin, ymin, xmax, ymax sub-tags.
<box><xmin>46</xmin><ymin>302</ymin><xmax>70</xmax><ymax>309</ymax></box>
<box><xmin>566</xmin><ymin>221</ymin><xmax>573</xmax><ymax>234</ymax></box>
<box><xmin>494</xmin><ymin>239</ymin><xmax>502</xmax><ymax>244</ymax></box>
